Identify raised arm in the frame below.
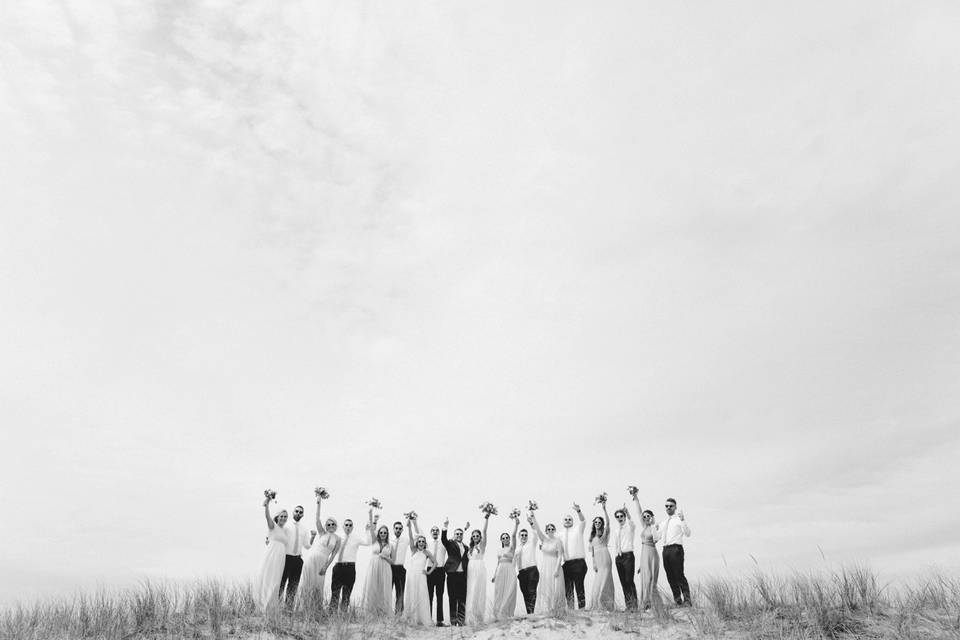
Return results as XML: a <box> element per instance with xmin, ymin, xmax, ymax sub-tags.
<box><xmin>367</xmin><ymin>508</ymin><xmax>376</xmax><ymax>543</ymax></box>
<box><xmin>479</xmin><ymin>514</ymin><xmax>490</xmax><ymax>552</ymax></box>
<box><xmin>263</xmin><ymin>498</ymin><xmax>275</xmax><ymax>530</ymax></box>
<box><xmin>315</xmin><ymin>497</ymin><xmax>324</xmax><ymax>533</ymax></box>
<box><xmin>574</xmin><ymin>502</ymin><xmax>585</xmax><ymax>527</ymax></box>
<box><xmin>407</xmin><ymin>519</ymin><xmax>416</xmax><ymax>553</ymax></box>
<box><xmin>679</xmin><ymin>508</ymin><xmax>691</xmax><ymax>537</ymax></box>
<box><xmin>510</xmin><ymin>517</ymin><xmax>519</xmax><ymax>551</ymax></box>
<box><xmin>631</xmin><ymin>493</ymin><xmax>643</xmax><ymax>518</ymax></box>
<box><xmin>601</xmin><ymin>503</ymin><xmax>611</xmax><ymax>543</ymax></box>
<box><xmin>528</xmin><ymin>513</ymin><xmax>546</xmax><ymax>543</ymax></box>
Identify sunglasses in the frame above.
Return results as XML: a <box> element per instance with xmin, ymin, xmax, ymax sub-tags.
<box><xmin>665</xmin><ymin>505</ymin><xmax>675</xmax><ymax>509</ymax></box>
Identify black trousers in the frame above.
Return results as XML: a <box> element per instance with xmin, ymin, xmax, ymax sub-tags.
<box><xmin>391</xmin><ymin>565</ymin><xmax>407</xmax><ymax>613</ymax></box>
<box><xmin>615</xmin><ymin>552</ymin><xmax>638</xmax><ymax>610</ymax></box>
<box><xmin>517</xmin><ymin>566</ymin><xmax>540</xmax><ymax>614</ymax></box>
<box><xmin>662</xmin><ymin>544</ymin><xmax>691</xmax><ymax>605</ymax></box>
<box><xmin>279</xmin><ymin>555</ymin><xmax>303</xmax><ymax>607</ymax></box>
<box><xmin>563</xmin><ymin>558</ymin><xmax>587</xmax><ymax>609</ymax></box>
<box><xmin>427</xmin><ymin>569</ymin><xmax>445</xmax><ymax>623</ymax></box>
<box><xmin>329</xmin><ymin>562</ymin><xmax>356</xmax><ymax>611</ymax></box>
<box><xmin>446</xmin><ymin>572</ymin><xmax>467</xmax><ymax>625</ymax></box>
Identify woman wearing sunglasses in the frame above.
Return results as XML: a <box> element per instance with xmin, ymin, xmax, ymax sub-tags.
<box><xmin>300</xmin><ymin>493</ymin><xmax>341</xmax><ymax>611</ymax></box>
<box><xmin>529</xmin><ymin>510</ymin><xmax>567</xmax><ymax>615</ymax></box>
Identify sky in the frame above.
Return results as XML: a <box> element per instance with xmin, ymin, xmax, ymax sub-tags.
<box><xmin>1</xmin><ymin>0</ymin><xmax>959</xmax><ymax>606</ymax></box>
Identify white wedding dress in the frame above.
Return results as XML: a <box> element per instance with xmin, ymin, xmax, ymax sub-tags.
<box><xmin>299</xmin><ymin>533</ymin><xmax>337</xmax><ymax>609</ymax></box>
<box><xmin>465</xmin><ymin>545</ymin><xmax>488</xmax><ymax>625</ymax></box>
<box><xmin>402</xmin><ymin>550</ymin><xmax>432</xmax><ymax>625</ymax></box>
<box><xmin>257</xmin><ymin>525</ymin><xmax>288</xmax><ymax>611</ymax></box>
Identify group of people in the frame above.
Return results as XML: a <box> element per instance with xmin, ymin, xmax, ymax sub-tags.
<box><xmin>257</xmin><ymin>490</ymin><xmax>692</xmax><ymax>626</ymax></box>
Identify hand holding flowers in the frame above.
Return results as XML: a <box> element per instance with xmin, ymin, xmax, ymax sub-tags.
<box><xmin>314</xmin><ymin>486</ymin><xmax>330</xmax><ymax>500</ymax></box>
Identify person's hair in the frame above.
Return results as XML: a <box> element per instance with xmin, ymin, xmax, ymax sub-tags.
<box><xmin>613</xmin><ymin>509</ymin><xmax>626</xmax><ymax>519</ymax></box>
<box><xmin>665</xmin><ymin>498</ymin><xmax>677</xmax><ymax>506</ymax></box>
<box><xmin>393</xmin><ymin>521</ymin><xmax>403</xmax><ymax>527</ymax></box>
<box><xmin>294</xmin><ymin>505</ymin><xmax>304</xmax><ymax>510</ymax></box>
<box><xmin>545</xmin><ymin>523</ymin><xmax>556</xmax><ymax>532</ymax></box>
<box><xmin>325</xmin><ymin>518</ymin><xmax>337</xmax><ymax>527</ymax></box>
<box><xmin>519</xmin><ymin>528</ymin><xmax>528</xmax><ymax>534</ymax></box>
<box><xmin>343</xmin><ymin>519</ymin><xmax>353</xmax><ymax>525</ymax></box>
<box><xmin>415</xmin><ymin>535</ymin><xmax>427</xmax><ymax>548</ymax></box>
<box><xmin>454</xmin><ymin>528</ymin><xmax>464</xmax><ymax>534</ymax></box>
<box><xmin>500</xmin><ymin>532</ymin><xmax>510</xmax><ymax>546</ymax></box>
<box><xmin>469</xmin><ymin>529</ymin><xmax>482</xmax><ymax>550</ymax></box>
<box><xmin>642</xmin><ymin>509</ymin><xmax>654</xmax><ymax>519</ymax></box>
<box><xmin>589</xmin><ymin>516</ymin><xmax>605</xmax><ymax>542</ymax></box>
<box><xmin>376</xmin><ymin>525</ymin><xmax>390</xmax><ymax>549</ymax></box>
<box><xmin>273</xmin><ymin>510</ymin><xmax>288</xmax><ymax>524</ymax></box>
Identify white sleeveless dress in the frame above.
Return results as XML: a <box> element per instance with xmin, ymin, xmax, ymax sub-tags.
<box><xmin>534</xmin><ymin>538</ymin><xmax>566</xmax><ymax>615</ymax></box>
<box><xmin>257</xmin><ymin>525</ymin><xmax>288</xmax><ymax>611</ymax></box>
<box><xmin>402</xmin><ymin>550</ymin><xmax>432</xmax><ymax>625</ymax></box>
<box><xmin>465</xmin><ymin>545</ymin><xmax>487</xmax><ymax>625</ymax></box>
<box><xmin>300</xmin><ymin>533</ymin><xmax>337</xmax><ymax>609</ymax></box>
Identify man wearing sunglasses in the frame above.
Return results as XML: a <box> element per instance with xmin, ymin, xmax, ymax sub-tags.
<box><xmin>329</xmin><ymin>517</ymin><xmax>371</xmax><ymax>611</ymax></box>
<box><xmin>613</xmin><ymin>494</ymin><xmax>640</xmax><ymax>610</ymax></box>
<box><xmin>515</xmin><ymin>528</ymin><xmax>539</xmax><ymax>614</ymax></box>
<box><xmin>561</xmin><ymin>503</ymin><xmax>588</xmax><ymax>609</ymax></box>
<box><xmin>659</xmin><ymin>499</ymin><xmax>692</xmax><ymax>606</ymax></box>
<box><xmin>279</xmin><ymin>505</ymin><xmax>314</xmax><ymax>607</ymax></box>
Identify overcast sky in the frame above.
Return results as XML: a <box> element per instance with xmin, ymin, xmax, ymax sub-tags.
<box><xmin>1</xmin><ymin>0</ymin><xmax>959</xmax><ymax>605</ymax></box>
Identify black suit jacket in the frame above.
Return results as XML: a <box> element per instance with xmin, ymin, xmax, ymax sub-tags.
<box><xmin>440</xmin><ymin>529</ymin><xmax>470</xmax><ymax>574</ymax></box>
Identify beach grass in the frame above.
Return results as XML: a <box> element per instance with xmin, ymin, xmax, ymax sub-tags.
<box><xmin>2</xmin><ymin>566</ymin><xmax>958</xmax><ymax>639</ymax></box>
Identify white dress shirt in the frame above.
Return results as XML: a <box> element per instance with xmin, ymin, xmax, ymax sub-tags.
<box><xmin>392</xmin><ymin>532</ymin><xmax>409</xmax><ymax>565</ymax></box>
<box><xmin>516</xmin><ymin>540</ymin><xmax>538</xmax><ymax>570</ymax></box>
<box><xmin>282</xmin><ymin>519</ymin><xmax>312</xmax><ymax>556</ymax></box>
<box><xmin>657</xmin><ymin>516</ymin><xmax>691</xmax><ymax>546</ymax></box>
<box><xmin>336</xmin><ymin>530</ymin><xmax>371</xmax><ymax>562</ymax></box>
<box><xmin>615</xmin><ymin>519</ymin><xmax>636</xmax><ymax>555</ymax></box>
<box><xmin>561</xmin><ymin>518</ymin><xmax>586</xmax><ymax>560</ymax></box>
<box><xmin>428</xmin><ymin>537</ymin><xmax>447</xmax><ymax>569</ymax></box>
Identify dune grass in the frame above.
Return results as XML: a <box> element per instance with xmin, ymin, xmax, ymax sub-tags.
<box><xmin>1</xmin><ymin>567</ymin><xmax>958</xmax><ymax>639</ymax></box>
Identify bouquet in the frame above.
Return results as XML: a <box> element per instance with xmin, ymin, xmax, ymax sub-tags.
<box><xmin>366</xmin><ymin>497</ymin><xmax>382</xmax><ymax>509</ymax></box>
<box><xmin>527</xmin><ymin>500</ymin><xmax>539</xmax><ymax>512</ymax></box>
<box><xmin>314</xmin><ymin>486</ymin><xmax>330</xmax><ymax>499</ymax></box>
<box><xmin>594</xmin><ymin>492</ymin><xmax>608</xmax><ymax>505</ymax></box>
<box><xmin>627</xmin><ymin>485</ymin><xmax>639</xmax><ymax>496</ymax></box>
<box><xmin>264</xmin><ymin>489</ymin><xmax>277</xmax><ymax>502</ymax></box>
<box><xmin>479</xmin><ymin>502</ymin><xmax>498</xmax><ymax>516</ymax></box>
<box><xmin>403</xmin><ymin>510</ymin><xmax>418</xmax><ymax>521</ymax></box>
<box><xmin>508</xmin><ymin>507</ymin><xmax>522</xmax><ymax>520</ymax></box>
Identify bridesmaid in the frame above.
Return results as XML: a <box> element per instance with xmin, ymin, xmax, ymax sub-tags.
<box><xmin>464</xmin><ymin>513</ymin><xmax>490</xmax><ymax>625</ymax></box>
<box><xmin>636</xmin><ymin>506</ymin><xmax>664</xmax><ymax>614</ymax></box>
<box><xmin>257</xmin><ymin>496</ymin><xmax>288</xmax><ymax>612</ymax></box>
<box><xmin>529</xmin><ymin>512</ymin><xmax>566</xmax><ymax>615</ymax></box>
<box><xmin>300</xmin><ymin>494</ymin><xmax>340</xmax><ymax>611</ymax></box>
<box><xmin>402</xmin><ymin>517</ymin><xmax>439</xmax><ymax>625</ymax></box>
<box><xmin>589</xmin><ymin>502</ymin><xmax>615</xmax><ymax>611</ymax></box>
<box><xmin>363</xmin><ymin>509</ymin><xmax>394</xmax><ymax>616</ymax></box>
<box><xmin>491</xmin><ymin>514</ymin><xmax>520</xmax><ymax>621</ymax></box>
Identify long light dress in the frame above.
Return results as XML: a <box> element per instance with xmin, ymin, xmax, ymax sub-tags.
<box><xmin>257</xmin><ymin>525</ymin><xmax>288</xmax><ymax>612</ymax></box>
<box><xmin>363</xmin><ymin>542</ymin><xmax>394</xmax><ymax>616</ymax></box>
<box><xmin>638</xmin><ymin>526</ymin><xmax>663</xmax><ymax>611</ymax></box>
<box><xmin>300</xmin><ymin>533</ymin><xmax>337</xmax><ymax>610</ymax></box>
<box><xmin>465</xmin><ymin>545</ymin><xmax>488</xmax><ymax>625</ymax></box>
<box><xmin>402</xmin><ymin>551</ymin><xmax>432</xmax><ymax>625</ymax></box>
<box><xmin>534</xmin><ymin>538</ymin><xmax>566</xmax><ymax>615</ymax></box>
<box><xmin>492</xmin><ymin>546</ymin><xmax>518</xmax><ymax>621</ymax></box>
<box><xmin>590</xmin><ymin>532</ymin><xmax>615</xmax><ymax>611</ymax></box>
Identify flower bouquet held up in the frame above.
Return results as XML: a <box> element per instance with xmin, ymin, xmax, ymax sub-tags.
<box><xmin>264</xmin><ymin>489</ymin><xmax>277</xmax><ymax>502</ymax></box>
<box><xmin>366</xmin><ymin>497</ymin><xmax>382</xmax><ymax>510</ymax></box>
<box><xmin>627</xmin><ymin>485</ymin><xmax>639</xmax><ymax>497</ymax></box>
<box><xmin>594</xmin><ymin>492</ymin><xmax>608</xmax><ymax>505</ymax></box>
<box><xmin>403</xmin><ymin>510</ymin><xmax>418</xmax><ymax>521</ymax></box>
<box><xmin>508</xmin><ymin>507</ymin><xmax>522</xmax><ymax>520</ymax></box>
<box><xmin>479</xmin><ymin>502</ymin><xmax>498</xmax><ymax>516</ymax></box>
<box><xmin>527</xmin><ymin>500</ymin><xmax>539</xmax><ymax>512</ymax></box>
<box><xmin>314</xmin><ymin>486</ymin><xmax>330</xmax><ymax>500</ymax></box>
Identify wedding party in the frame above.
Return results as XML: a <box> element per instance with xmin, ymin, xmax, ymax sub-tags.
<box><xmin>255</xmin><ymin>487</ymin><xmax>692</xmax><ymax>626</ymax></box>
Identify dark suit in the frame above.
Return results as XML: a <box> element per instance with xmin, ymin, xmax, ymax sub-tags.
<box><xmin>441</xmin><ymin>529</ymin><xmax>469</xmax><ymax>626</ymax></box>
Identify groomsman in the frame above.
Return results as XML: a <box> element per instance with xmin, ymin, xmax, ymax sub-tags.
<box><xmin>441</xmin><ymin>519</ymin><xmax>469</xmax><ymax>626</ymax></box>
<box><xmin>659</xmin><ymin>499</ymin><xmax>692</xmax><ymax>606</ymax></box>
<box><xmin>279</xmin><ymin>505</ymin><xmax>313</xmax><ymax>607</ymax></box>
<box><xmin>515</xmin><ymin>528</ymin><xmax>540</xmax><ymax>614</ymax></box>
<box><xmin>329</xmin><ymin>518</ymin><xmax>370</xmax><ymax>611</ymax></box>
<box><xmin>613</xmin><ymin>497</ymin><xmax>639</xmax><ymax>610</ymax></box>
<box><xmin>391</xmin><ymin>521</ymin><xmax>408</xmax><ymax>613</ymax></box>
<box><xmin>426</xmin><ymin>525</ymin><xmax>448</xmax><ymax>626</ymax></box>
<box><xmin>561</xmin><ymin>503</ymin><xmax>587</xmax><ymax>609</ymax></box>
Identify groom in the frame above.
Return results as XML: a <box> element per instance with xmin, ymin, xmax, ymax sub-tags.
<box><xmin>441</xmin><ymin>518</ymin><xmax>469</xmax><ymax>626</ymax></box>
<box><xmin>561</xmin><ymin>503</ymin><xmax>587</xmax><ymax>609</ymax></box>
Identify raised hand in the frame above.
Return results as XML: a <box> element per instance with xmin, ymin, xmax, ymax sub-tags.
<box><xmin>443</xmin><ymin>517</ymin><xmax>449</xmax><ymax>528</ymax></box>
<box><xmin>573</xmin><ymin>502</ymin><xmax>581</xmax><ymax>512</ymax></box>
<box><xmin>678</xmin><ymin>508</ymin><xmax>685</xmax><ymax>521</ymax></box>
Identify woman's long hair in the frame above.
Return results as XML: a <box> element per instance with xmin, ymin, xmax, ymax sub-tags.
<box><xmin>469</xmin><ymin>529</ymin><xmax>482</xmax><ymax>551</ymax></box>
<box><xmin>589</xmin><ymin>516</ymin><xmax>605</xmax><ymax>542</ymax></box>
<box><xmin>376</xmin><ymin>525</ymin><xmax>390</xmax><ymax>550</ymax></box>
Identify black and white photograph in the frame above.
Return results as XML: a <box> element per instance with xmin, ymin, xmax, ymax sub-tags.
<box><xmin>1</xmin><ymin>2</ymin><xmax>958</xmax><ymax>639</ymax></box>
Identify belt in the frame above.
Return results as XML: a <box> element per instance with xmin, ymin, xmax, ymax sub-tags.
<box><xmin>336</xmin><ymin>561</ymin><xmax>355</xmax><ymax>565</ymax></box>
<box><xmin>663</xmin><ymin>544</ymin><xmax>683</xmax><ymax>548</ymax></box>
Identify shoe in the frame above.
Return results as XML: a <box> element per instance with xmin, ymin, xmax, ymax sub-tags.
<box><xmin>436</xmin><ymin>622</ymin><xmax>445</xmax><ymax>627</ymax></box>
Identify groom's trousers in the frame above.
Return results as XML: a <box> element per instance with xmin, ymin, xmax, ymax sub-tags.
<box><xmin>662</xmin><ymin>544</ymin><xmax>691</xmax><ymax>605</ymax></box>
<box><xmin>279</xmin><ymin>555</ymin><xmax>303</xmax><ymax>607</ymax></box>
<box><xmin>446</xmin><ymin>571</ymin><xmax>467</xmax><ymax>626</ymax></box>
<box><xmin>427</xmin><ymin>568</ymin><xmax>445</xmax><ymax>623</ymax></box>
<box><xmin>563</xmin><ymin>558</ymin><xmax>588</xmax><ymax>609</ymax></box>
<box><xmin>391</xmin><ymin>565</ymin><xmax>407</xmax><ymax>613</ymax></box>
<box><xmin>615</xmin><ymin>551</ymin><xmax>638</xmax><ymax>610</ymax></box>
<box><xmin>517</xmin><ymin>566</ymin><xmax>539</xmax><ymax>614</ymax></box>
<box><xmin>329</xmin><ymin>562</ymin><xmax>356</xmax><ymax>611</ymax></box>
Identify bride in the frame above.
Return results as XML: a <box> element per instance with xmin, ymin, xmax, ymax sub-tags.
<box><xmin>299</xmin><ymin>494</ymin><xmax>340</xmax><ymax>611</ymax></box>
<box><xmin>464</xmin><ymin>512</ymin><xmax>490</xmax><ymax>625</ymax></box>
<box><xmin>257</xmin><ymin>495</ymin><xmax>288</xmax><ymax>612</ymax></box>
<box><xmin>530</xmin><ymin>511</ymin><xmax>566</xmax><ymax>615</ymax></box>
